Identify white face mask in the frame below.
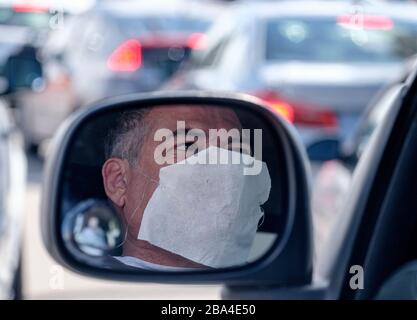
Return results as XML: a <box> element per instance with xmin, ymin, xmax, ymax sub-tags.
<box><xmin>137</xmin><ymin>146</ymin><xmax>271</xmax><ymax>268</ymax></box>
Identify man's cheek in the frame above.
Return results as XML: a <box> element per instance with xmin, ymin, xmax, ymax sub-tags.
<box><xmin>143</xmin><ymin>183</ymin><xmax>158</xmax><ymax>208</ymax></box>
<box><xmin>125</xmin><ymin>179</ymin><xmax>158</xmax><ymax>235</ymax></box>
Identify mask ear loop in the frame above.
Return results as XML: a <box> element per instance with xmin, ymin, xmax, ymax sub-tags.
<box><xmin>257</xmin><ymin>207</ymin><xmax>265</xmax><ymax>229</ymax></box>
<box><xmin>114</xmin><ymin>170</ymin><xmax>160</xmax><ymax>249</ymax></box>
<box><xmin>115</xmin><ymin>226</ymin><xmax>128</xmax><ymax>250</ymax></box>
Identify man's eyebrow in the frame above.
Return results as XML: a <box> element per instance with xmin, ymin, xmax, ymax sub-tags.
<box><xmin>173</xmin><ymin>128</ymin><xmax>205</xmax><ymax>137</ymax></box>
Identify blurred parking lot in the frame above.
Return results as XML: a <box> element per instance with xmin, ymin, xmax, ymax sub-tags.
<box><xmin>2</xmin><ymin>0</ymin><xmax>417</xmax><ymax>299</ymax></box>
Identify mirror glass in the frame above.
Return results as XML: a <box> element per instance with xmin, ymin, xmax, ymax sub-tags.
<box><xmin>59</xmin><ymin>102</ymin><xmax>289</xmax><ymax>272</ymax></box>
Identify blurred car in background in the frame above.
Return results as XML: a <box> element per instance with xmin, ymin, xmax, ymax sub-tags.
<box><xmin>0</xmin><ymin>79</ymin><xmax>26</xmax><ymax>299</ymax></box>
<box><xmin>15</xmin><ymin>0</ymin><xmax>220</xmax><ymax>154</ymax></box>
<box><xmin>0</xmin><ymin>0</ymin><xmax>94</xmax><ymax>104</ymax></box>
<box><xmin>167</xmin><ymin>0</ymin><xmax>417</xmax><ymax>147</ymax></box>
<box><xmin>309</xmin><ymin>55</ymin><xmax>417</xmax><ymax>256</ymax></box>
<box><xmin>0</xmin><ymin>0</ymin><xmax>51</xmax><ymax>99</ymax></box>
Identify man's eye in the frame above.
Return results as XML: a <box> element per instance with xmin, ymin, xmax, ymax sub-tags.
<box><xmin>185</xmin><ymin>142</ymin><xmax>195</xmax><ymax>150</ymax></box>
<box><xmin>177</xmin><ymin>142</ymin><xmax>194</xmax><ymax>151</ymax></box>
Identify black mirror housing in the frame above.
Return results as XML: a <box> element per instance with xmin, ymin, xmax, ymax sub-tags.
<box><xmin>41</xmin><ymin>91</ymin><xmax>313</xmax><ymax>287</ymax></box>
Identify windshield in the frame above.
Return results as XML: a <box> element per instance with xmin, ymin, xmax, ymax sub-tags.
<box><xmin>0</xmin><ymin>7</ymin><xmax>51</xmax><ymax>29</ymax></box>
<box><xmin>116</xmin><ymin>16</ymin><xmax>211</xmax><ymax>37</ymax></box>
<box><xmin>266</xmin><ymin>16</ymin><xmax>417</xmax><ymax>63</ymax></box>
<box><xmin>355</xmin><ymin>84</ymin><xmax>402</xmax><ymax>157</ymax></box>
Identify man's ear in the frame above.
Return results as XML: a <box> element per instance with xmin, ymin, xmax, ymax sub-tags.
<box><xmin>102</xmin><ymin>158</ymin><xmax>129</xmax><ymax>208</ymax></box>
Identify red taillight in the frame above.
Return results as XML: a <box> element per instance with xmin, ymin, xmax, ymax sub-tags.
<box><xmin>107</xmin><ymin>39</ymin><xmax>142</xmax><ymax>72</ymax></box>
<box><xmin>187</xmin><ymin>32</ymin><xmax>207</xmax><ymax>50</ymax></box>
<box><xmin>13</xmin><ymin>4</ymin><xmax>48</xmax><ymax>13</ymax></box>
<box><xmin>252</xmin><ymin>91</ymin><xmax>337</xmax><ymax>128</ymax></box>
<box><xmin>293</xmin><ymin>105</ymin><xmax>338</xmax><ymax>128</ymax></box>
<box><xmin>337</xmin><ymin>15</ymin><xmax>394</xmax><ymax>30</ymax></box>
<box><xmin>253</xmin><ymin>91</ymin><xmax>295</xmax><ymax>123</ymax></box>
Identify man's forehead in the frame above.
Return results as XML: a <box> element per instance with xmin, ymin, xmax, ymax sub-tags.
<box><xmin>145</xmin><ymin>105</ymin><xmax>241</xmax><ymax>130</ymax></box>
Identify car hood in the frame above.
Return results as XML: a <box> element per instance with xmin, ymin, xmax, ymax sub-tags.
<box><xmin>260</xmin><ymin>62</ymin><xmax>406</xmax><ymax>113</ymax></box>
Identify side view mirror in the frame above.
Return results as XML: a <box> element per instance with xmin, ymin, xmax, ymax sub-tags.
<box><xmin>41</xmin><ymin>92</ymin><xmax>313</xmax><ymax>291</ymax></box>
<box><xmin>307</xmin><ymin>139</ymin><xmax>340</xmax><ymax>162</ymax></box>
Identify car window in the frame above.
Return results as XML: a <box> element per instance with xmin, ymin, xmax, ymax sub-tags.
<box><xmin>116</xmin><ymin>15</ymin><xmax>211</xmax><ymax>36</ymax></box>
<box><xmin>266</xmin><ymin>17</ymin><xmax>417</xmax><ymax>63</ymax></box>
<box><xmin>0</xmin><ymin>7</ymin><xmax>51</xmax><ymax>29</ymax></box>
<box><xmin>355</xmin><ymin>85</ymin><xmax>403</xmax><ymax>157</ymax></box>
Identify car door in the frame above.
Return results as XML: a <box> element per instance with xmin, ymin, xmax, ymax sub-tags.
<box><xmin>313</xmin><ymin>66</ymin><xmax>417</xmax><ymax>299</ymax></box>
<box><xmin>311</xmin><ymin>82</ymin><xmax>405</xmax><ymax>261</ymax></box>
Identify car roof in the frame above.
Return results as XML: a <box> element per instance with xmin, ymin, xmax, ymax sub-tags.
<box><xmin>0</xmin><ymin>0</ymin><xmax>96</xmax><ymax>14</ymax></box>
<box><xmin>94</xmin><ymin>0</ymin><xmax>221</xmax><ymax>19</ymax></box>
<box><xmin>231</xmin><ymin>0</ymin><xmax>417</xmax><ymax>22</ymax></box>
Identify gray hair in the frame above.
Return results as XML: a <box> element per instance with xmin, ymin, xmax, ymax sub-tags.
<box><xmin>104</xmin><ymin>109</ymin><xmax>150</xmax><ymax>166</ymax></box>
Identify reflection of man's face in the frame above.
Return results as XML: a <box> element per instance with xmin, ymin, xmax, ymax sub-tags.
<box><xmin>88</xmin><ymin>217</ymin><xmax>99</xmax><ymax>229</ymax></box>
<box><xmin>103</xmin><ymin>105</ymin><xmax>241</xmax><ymax>267</ymax></box>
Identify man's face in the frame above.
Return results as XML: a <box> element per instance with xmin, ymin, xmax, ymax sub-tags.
<box><xmin>121</xmin><ymin>105</ymin><xmax>242</xmax><ymax>240</ymax></box>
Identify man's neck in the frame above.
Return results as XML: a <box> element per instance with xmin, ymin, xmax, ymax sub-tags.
<box><xmin>122</xmin><ymin>237</ymin><xmax>206</xmax><ymax>268</ymax></box>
